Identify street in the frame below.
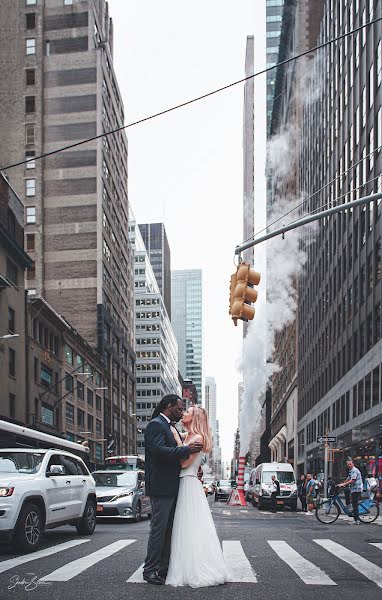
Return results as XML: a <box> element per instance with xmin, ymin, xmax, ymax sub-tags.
<box><xmin>1</xmin><ymin>499</ymin><xmax>382</xmax><ymax>599</ymax></box>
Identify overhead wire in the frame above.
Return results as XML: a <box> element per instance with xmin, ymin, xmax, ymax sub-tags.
<box><xmin>0</xmin><ymin>16</ymin><xmax>381</xmax><ymax>172</ymax></box>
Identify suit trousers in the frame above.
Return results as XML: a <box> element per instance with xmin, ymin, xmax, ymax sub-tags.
<box><xmin>143</xmin><ymin>495</ymin><xmax>177</xmax><ymax>576</ymax></box>
<box><xmin>271</xmin><ymin>492</ymin><xmax>277</xmax><ymax>512</ymax></box>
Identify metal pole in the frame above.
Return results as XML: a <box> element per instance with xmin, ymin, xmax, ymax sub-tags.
<box><xmin>235</xmin><ymin>192</ymin><xmax>382</xmax><ymax>254</ymax></box>
<box><xmin>324</xmin><ymin>443</ymin><xmax>329</xmax><ymax>499</ymax></box>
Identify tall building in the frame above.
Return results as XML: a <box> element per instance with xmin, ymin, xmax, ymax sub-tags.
<box><xmin>139</xmin><ymin>223</ymin><xmax>171</xmax><ymax>319</ymax></box>
<box><xmin>205</xmin><ymin>376</ymin><xmax>217</xmax><ymax>439</ymax></box>
<box><xmin>243</xmin><ymin>36</ymin><xmax>255</xmax><ymax>272</ymax></box>
<box><xmin>0</xmin><ymin>0</ymin><xmax>136</xmax><ymax>454</ymax></box>
<box><xmin>129</xmin><ymin>217</ymin><xmax>180</xmax><ymax>450</ymax></box>
<box><xmin>0</xmin><ymin>172</ymin><xmax>33</xmax><ymax>422</ymax></box>
<box><xmin>266</xmin><ymin>0</ymin><xmax>285</xmax><ymax>132</ymax></box>
<box><xmin>171</xmin><ymin>270</ymin><xmax>202</xmax><ymax>400</ymax></box>
<box><xmin>297</xmin><ymin>0</ymin><xmax>382</xmax><ymax>480</ymax></box>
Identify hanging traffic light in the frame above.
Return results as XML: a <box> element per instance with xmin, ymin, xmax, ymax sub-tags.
<box><xmin>229</xmin><ymin>262</ymin><xmax>261</xmax><ymax>326</ymax></box>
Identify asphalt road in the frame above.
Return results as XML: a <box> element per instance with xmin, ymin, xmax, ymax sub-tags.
<box><xmin>1</xmin><ymin>498</ymin><xmax>382</xmax><ymax>600</ymax></box>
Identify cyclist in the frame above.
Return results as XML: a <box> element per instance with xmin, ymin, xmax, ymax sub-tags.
<box><xmin>337</xmin><ymin>459</ymin><xmax>363</xmax><ymax>525</ymax></box>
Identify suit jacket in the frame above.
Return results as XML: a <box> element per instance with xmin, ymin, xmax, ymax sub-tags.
<box><xmin>145</xmin><ymin>415</ymin><xmax>191</xmax><ymax>497</ymax></box>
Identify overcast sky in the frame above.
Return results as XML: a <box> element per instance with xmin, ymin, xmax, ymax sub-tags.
<box><xmin>110</xmin><ymin>0</ymin><xmax>259</xmax><ymax>461</ymax></box>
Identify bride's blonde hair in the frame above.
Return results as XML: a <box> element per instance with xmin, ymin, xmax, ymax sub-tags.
<box><xmin>189</xmin><ymin>406</ymin><xmax>213</xmax><ymax>453</ymax></box>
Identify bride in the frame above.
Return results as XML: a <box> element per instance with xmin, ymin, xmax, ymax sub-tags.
<box><xmin>165</xmin><ymin>405</ymin><xmax>230</xmax><ymax>588</ymax></box>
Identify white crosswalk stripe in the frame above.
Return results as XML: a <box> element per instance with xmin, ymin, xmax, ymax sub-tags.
<box><xmin>223</xmin><ymin>540</ymin><xmax>257</xmax><ymax>583</ymax></box>
<box><xmin>40</xmin><ymin>539</ymin><xmax>136</xmax><ymax>582</ymax></box>
<box><xmin>371</xmin><ymin>543</ymin><xmax>382</xmax><ymax>551</ymax></box>
<box><xmin>268</xmin><ymin>541</ymin><xmax>336</xmax><ymax>585</ymax></box>
<box><xmin>127</xmin><ymin>563</ymin><xmax>145</xmax><ymax>583</ymax></box>
<box><xmin>0</xmin><ymin>540</ymin><xmax>90</xmax><ymax>574</ymax></box>
<box><xmin>314</xmin><ymin>539</ymin><xmax>382</xmax><ymax>588</ymax></box>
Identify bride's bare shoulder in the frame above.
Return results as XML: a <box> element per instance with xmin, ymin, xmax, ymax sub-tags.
<box><xmin>186</xmin><ymin>433</ymin><xmax>203</xmax><ymax>444</ymax></box>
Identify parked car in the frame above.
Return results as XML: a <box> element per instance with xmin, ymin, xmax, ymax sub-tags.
<box><xmin>247</xmin><ymin>462</ymin><xmax>297</xmax><ymax>511</ymax></box>
<box><xmin>214</xmin><ymin>480</ymin><xmax>232</xmax><ymax>501</ymax></box>
<box><xmin>93</xmin><ymin>469</ymin><xmax>151</xmax><ymax>521</ymax></box>
<box><xmin>0</xmin><ymin>448</ymin><xmax>97</xmax><ymax>553</ymax></box>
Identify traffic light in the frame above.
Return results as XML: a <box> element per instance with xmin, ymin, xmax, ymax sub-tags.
<box><xmin>229</xmin><ymin>262</ymin><xmax>261</xmax><ymax>325</ymax></box>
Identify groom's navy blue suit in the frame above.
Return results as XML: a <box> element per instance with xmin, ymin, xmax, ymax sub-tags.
<box><xmin>144</xmin><ymin>415</ymin><xmax>190</xmax><ymax>577</ymax></box>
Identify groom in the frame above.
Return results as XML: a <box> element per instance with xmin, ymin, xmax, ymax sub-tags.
<box><xmin>143</xmin><ymin>394</ymin><xmax>203</xmax><ymax>585</ymax></box>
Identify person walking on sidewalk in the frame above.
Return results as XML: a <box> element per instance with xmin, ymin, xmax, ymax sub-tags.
<box><xmin>298</xmin><ymin>474</ymin><xmax>307</xmax><ymax>512</ymax></box>
<box><xmin>270</xmin><ymin>475</ymin><xmax>280</xmax><ymax>513</ymax></box>
<box><xmin>337</xmin><ymin>459</ymin><xmax>363</xmax><ymax>525</ymax></box>
<box><xmin>305</xmin><ymin>474</ymin><xmax>316</xmax><ymax>515</ymax></box>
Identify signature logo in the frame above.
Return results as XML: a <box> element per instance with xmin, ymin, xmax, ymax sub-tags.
<box><xmin>8</xmin><ymin>574</ymin><xmax>52</xmax><ymax>592</ymax></box>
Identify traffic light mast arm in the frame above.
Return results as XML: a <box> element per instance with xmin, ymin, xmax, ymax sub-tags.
<box><xmin>235</xmin><ymin>191</ymin><xmax>382</xmax><ymax>255</ymax></box>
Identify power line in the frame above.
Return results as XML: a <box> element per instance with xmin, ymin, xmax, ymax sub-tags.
<box><xmin>1</xmin><ymin>16</ymin><xmax>381</xmax><ymax>172</ymax></box>
<box><xmin>239</xmin><ymin>145</ymin><xmax>382</xmax><ymax>246</ymax></box>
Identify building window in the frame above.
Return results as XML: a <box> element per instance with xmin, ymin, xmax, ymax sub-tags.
<box><xmin>64</xmin><ymin>344</ymin><xmax>73</xmax><ymax>365</ymax></box>
<box><xmin>96</xmin><ymin>394</ymin><xmax>102</xmax><ymax>411</ymax></box>
<box><xmin>26</xmin><ymin>68</ymin><xmax>35</xmax><ymax>85</ymax></box>
<box><xmin>26</xmin><ymin>233</ymin><xmax>35</xmax><ymax>251</ymax></box>
<box><xmin>77</xmin><ymin>382</ymin><xmax>84</xmax><ymax>401</ymax></box>
<box><xmin>26</xmin><ymin>206</ymin><xmax>36</xmax><ymax>223</ymax></box>
<box><xmin>65</xmin><ymin>373</ymin><xmax>74</xmax><ymax>393</ymax></box>
<box><xmin>6</xmin><ymin>259</ymin><xmax>18</xmax><ymax>285</ymax></box>
<box><xmin>9</xmin><ymin>349</ymin><xmax>16</xmax><ymax>377</ymax></box>
<box><xmin>26</xmin><ymin>0</ymin><xmax>37</xmax><ymax>4</ymax></box>
<box><xmin>26</xmin><ymin>179</ymin><xmax>35</xmax><ymax>196</ymax></box>
<box><xmin>26</xmin><ymin>13</ymin><xmax>36</xmax><ymax>29</ymax></box>
<box><xmin>9</xmin><ymin>394</ymin><xmax>16</xmax><ymax>419</ymax></box>
<box><xmin>26</xmin><ymin>38</ymin><xmax>36</xmax><ymax>55</ymax></box>
<box><xmin>87</xmin><ymin>414</ymin><xmax>93</xmax><ymax>432</ymax></box>
<box><xmin>64</xmin><ymin>0</ymin><xmax>73</xmax><ymax>4</ymax></box>
<box><xmin>87</xmin><ymin>390</ymin><xmax>94</xmax><ymax>407</ymax></box>
<box><xmin>40</xmin><ymin>364</ymin><xmax>52</xmax><ymax>389</ymax></box>
<box><xmin>95</xmin><ymin>443</ymin><xmax>102</xmax><ymax>461</ymax></box>
<box><xmin>25</xmin><ymin>123</ymin><xmax>35</xmax><ymax>144</ymax></box>
<box><xmin>41</xmin><ymin>404</ymin><xmax>54</xmax><ymax>426</ymax></box>
<box><xmin>25</xmin><ymin>95</ymin><xmax>35</xmax><ymax>113</ymax></box>
<box><xmin>8</xmin><ymin>307</ymin><xmax>15</xmax><ymax>334</ymax></box>
<box><xmin>77</xmin><ymin>409</ymin><xmax>85</xmax><ymax>428</ymax></box>
<box><xmin>66</xmin><ymin>403</ymin><xmax>74</xmax><ymax>424</ymax></box>
<box><xmin>26</xmin><ymin>150</ymin><xmax>35</xmax><ymax>168</ymax></box>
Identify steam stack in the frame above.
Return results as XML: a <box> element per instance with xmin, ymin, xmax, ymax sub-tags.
<box><xmin>237</xmin><ymin>455</ymin><xmax>247</xmax><ymax>505</ymax></box>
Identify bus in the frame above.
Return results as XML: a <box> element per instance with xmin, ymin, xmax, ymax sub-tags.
<box><xmin>0</xmin><ymin>419</ymin><xmax>90</xmax><ymax>463</ymax></box>
<box><xmin>104</xmin><ymin>455</ymin><xmax>145</xmax><ymax>470</ymax></box>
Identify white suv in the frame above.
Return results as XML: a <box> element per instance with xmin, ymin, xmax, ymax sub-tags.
<box><xmin>0</xmin><ymin>448</ymin><xmax>97</xmax><ymax>553</ymax></box>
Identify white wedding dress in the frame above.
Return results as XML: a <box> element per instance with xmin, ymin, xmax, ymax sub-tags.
<box><xmin>165</xmin><ymin>453</ymin><xmax>231</xmax><ymax>588</ymax></box>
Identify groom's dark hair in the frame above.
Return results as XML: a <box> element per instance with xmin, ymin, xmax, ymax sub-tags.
<box><xmin>151</xmin><ymin>394</ymin><xmax>182</xmax><ymax>419</ymax></box>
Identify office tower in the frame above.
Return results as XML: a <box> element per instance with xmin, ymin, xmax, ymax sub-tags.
<box><xmin>171</xmin><ymin>269</ymin><xmax>202</xmax><ymax>400</ymax></box>
<box><xmin>205</xmin><ymin>376</ymin><xmax>217</xmax><ymax>438</ymax></box>
<box><xmin>0</xmin><ymin>172</ymin><xmax>32</xmax><ymax>422</ymax></box>
<box><xmin>139</xmin><ymin>223</ymin><xmax>171</xmax><ymax>319</ymax></box>
<box><xmin>266</xmin><ymin>0</ymin><xmax>285</xmax><ymax>132</ymax></box>
<box><xmin>0</xmin><ymin>0</ymin><xmax>136</xmax><ymax>454</ymax></box>
<box><xmin>129</xmin><ymin>217</ymin><xmax>180</xmax><ymax>449</ymax></box>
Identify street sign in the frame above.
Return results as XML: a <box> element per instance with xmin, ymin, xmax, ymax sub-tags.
<box><xmin>317</xmin><ymin>436</ymin><xmax>336</xmax><ymax>444</ymax></box>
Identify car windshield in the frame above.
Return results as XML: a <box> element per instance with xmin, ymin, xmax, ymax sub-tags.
<box><xmin>93</xmin><ymin>472</ymin><xmax>138</xmax><ymax>487</ymax></box>
<box><xmin>219</xmin><ymin>480</ymin><xmax>231</xmax><ymax>487</ymax></box>
<box><xmin>263</xmin><ymin>472</ymin><xmax>295</xmax><ymax>484</ymax></box>
<box><xmin>0</xmin><ymin>452</ymin><xmax>44</xmax><ymax>474</ymax></box>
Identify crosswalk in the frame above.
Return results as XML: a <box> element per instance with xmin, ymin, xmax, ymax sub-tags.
<box><xmin>1</xmin><ymin>537</ymin><xmax>382</xmax><ymax>588</ymax></box>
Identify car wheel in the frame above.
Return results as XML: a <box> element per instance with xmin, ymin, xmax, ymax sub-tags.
<box><xmin>147</xmin><ymin>512</ymin><xmax>152</xmax><ymax>520</ymax></box>
<box><xmin>76</xmin><ymin>499</ymin><xmax>96</xmax><ymax>535</ymax></box>
<box><xmin>13</xmin><ymin>503</ymin><xmax>43</xmax><ymax>553</ymax></box>
<box><xmin>258</xmin><ymin>500</ymin><xmax>265</xmax><ymax>510</ymax></box>
<box><xmin>290</xmin><ymin>501</ymin><xmax>297</xmax><ymax>512</ymax></box>
<box><xmin>133</xmin><ymin>502</ymin><xmax>142</xmax><ymax>523</ymax></box>
<box><xmin>214</xmin><ymin>494</ymin><xmax>218</xmax><ymax>502</ymax></box>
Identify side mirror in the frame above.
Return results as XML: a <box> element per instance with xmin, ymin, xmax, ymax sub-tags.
<box><xmin>48</xmin><ymin>464</ymin><xmax>64</xmax><ymax>476</ymax></box>
<box><xmin>139</xmin><ymin>481</ymin><xmax>145</xmax><ymax>489</ymax></box>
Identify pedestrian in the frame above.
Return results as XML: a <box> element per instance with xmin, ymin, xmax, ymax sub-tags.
<box><xmin>270</xmin><ymin>474</ymin><xmax>280</xmax><ymax>513</ymax></box>
<box><xmin>305</xmin><ymin>473</ymin><xmax>316</xmax><ymax>515</ymax></box>
<box><xmin>337</xmin><ymin>459</ymin><xmax>364</xmax><ymax>525</ymax></box>
<box><xmin>298</xmin><ymin>474</ymin><xmax>307</xmax><ymax>512</ymax></box>
<box><xmin>365</xmin><ymin>472</ymin><xmax>378</xmax><ymax>500</ymax></box>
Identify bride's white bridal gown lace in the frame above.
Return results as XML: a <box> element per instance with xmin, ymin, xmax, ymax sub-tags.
<box><xmin>166</xmin><ymin>453</ymin><xmax>230</xmax><ymax>588</ymax></box>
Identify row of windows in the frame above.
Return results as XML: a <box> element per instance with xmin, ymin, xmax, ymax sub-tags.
<box><xmin>64</xmin><ymin>374</ymin><xmax>102</xmax><ymax>411</ymax></box>
<box><xmin>136</xmin><ymin>389</ymin><xmax>161</xmax><ymax>397</ymax></box>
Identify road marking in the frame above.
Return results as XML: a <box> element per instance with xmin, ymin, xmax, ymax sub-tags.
<box><xmin>127</xmin><ymin>563</ymin><xmax>144</xmax><ymax>583</ymax></box>
<box><xmin>0</xmin><ymin>539</ymin><xmax>90</xmax><ymax>574</ymax></box>
<box><xmin>268</xmin><ymin>541</ymin><xmax>336</xmax><ymax>585</ymax></box>
<box><xmin>222</xmin><ymin>510</ymin><xmax>231</xmax><ymax>515</ymax></box>
<box><xmin>241</xmin><ymin>510</ymin><xmax>249</xmax><ymax>513</ymax></box>
<box><xmin>314</xmin><ymin>539</ymin><xmax>382</xmax><ymax>588</ymax></box>
<box><xmin>223</xmin><ymin>540</ymin><xmax>257</xmax><ymax>583</ymax></box>
<box><xmin>40</xmin><ymin>539</ymin><xmax>136</xmax><ymax>582</ymax></box>
<box><xmin>371</xmin><ymin>543</ymin><xmax>382</xmax><ymax>551</ymax></box>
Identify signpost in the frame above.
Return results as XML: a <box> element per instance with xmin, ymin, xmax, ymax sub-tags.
<box><xmin>317</xmin><ymin>434</ymin><xmax>336</xmax><ymax>498</ymax></box>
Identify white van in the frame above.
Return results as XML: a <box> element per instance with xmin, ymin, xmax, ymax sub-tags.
<box><xmin>248</xmin><ymin>462</ymin><xmax>297</xmax><ymax>511</ymax></box>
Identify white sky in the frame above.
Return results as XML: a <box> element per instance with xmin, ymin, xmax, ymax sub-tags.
<box><xmin>110</xmin><ymin>0</ymin><xmax>260</xmax><ymax>461</ymax></box>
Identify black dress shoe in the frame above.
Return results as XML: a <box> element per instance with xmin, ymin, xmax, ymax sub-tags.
<box><xmin>158</xmin><ymin>572</ymin><xmax>167</xmax><ymax>582</ymax></box>
<box><xmin>143</xmin><ymin>573</ymin><xmax>164</xmax><ymax>585</ymax></box>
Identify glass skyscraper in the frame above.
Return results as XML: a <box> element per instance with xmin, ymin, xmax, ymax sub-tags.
<box><xmin>171</xmin><ymin>270</ymin><xmax>202</xmax><ymax>401</ymax></box>
<box><xmin>266</xmin><ymin>0</ymin><xmax>284</xmax><ymax>132</ymax></box>
<box><xmin>139</xmin><ymin>223</ymin><xmax>172</xmax><ymax>319</ymax></box>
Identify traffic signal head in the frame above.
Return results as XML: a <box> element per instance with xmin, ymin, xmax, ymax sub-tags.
<box><xmin>229</xmin><ymin>262</ymin><xmax>261</xmax><ymax>325</ymax></box>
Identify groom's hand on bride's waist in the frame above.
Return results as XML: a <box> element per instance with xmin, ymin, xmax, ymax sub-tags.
<box><xmin>187</xmin><ymin>442</ymin><xmax>203</xmax><ymax>453</ymax></box>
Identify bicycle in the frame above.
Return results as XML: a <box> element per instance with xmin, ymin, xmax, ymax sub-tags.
<box><xmin>315</xmin><ymin>488</ymin><xmax>380</xmax><ymax>524</ymax></box>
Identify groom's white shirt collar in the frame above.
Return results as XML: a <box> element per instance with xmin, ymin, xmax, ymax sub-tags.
<box><xmin>160</xmin><ymin>412</ymin><xmax>171</xmax><ymax>424</ymax></box>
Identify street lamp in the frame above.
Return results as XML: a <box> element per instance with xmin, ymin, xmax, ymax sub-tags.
<box><xmin>0</xmin><ymin>333</ymin><xmax>19</xmax><ymax>340</ymax></box>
